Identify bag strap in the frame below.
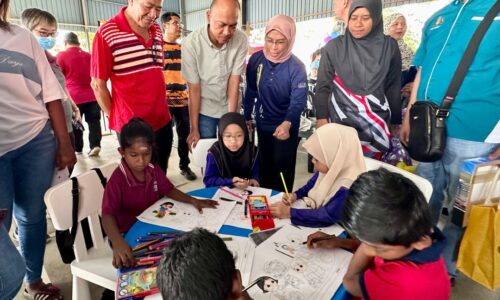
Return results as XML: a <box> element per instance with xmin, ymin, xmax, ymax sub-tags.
<box><xmin>438</xmin><ymin>0</ymin><xmax>500</xmax><ymax>118</ymax></box>
<box><xmin>65</xmin><ymin>177</ymin><xmax>80</xmax><ymax>247</ymax></box>
<box><xmin>91</xmin><ymin>167</ymin><xmax>107</xmax><ymax>188</ymax></box>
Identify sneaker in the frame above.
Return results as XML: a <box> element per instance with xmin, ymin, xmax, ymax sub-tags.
<box><xmin>180</xmin><ymin>167</ymin><xmax>197</xmax><ymax>181</ymax></box>
<box><xmin>13</xmin><ymin>227</ymin><xmax>51</xmax><ymax>243</ymax></box>
<box><xmin>88</xmin><ymin>146</ymin><xmax>101</xmax><ymax>157</ymax></box>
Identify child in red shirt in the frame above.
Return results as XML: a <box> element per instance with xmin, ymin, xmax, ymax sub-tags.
<box><xmin>341</xmin><ymin>169</ymin><xmax>451</xmax><ymax>300</ymax></box>
<box><xmin>102</xmin><ymin>118</ymin><xmax>218</xmax><ymax>269</ymax></box>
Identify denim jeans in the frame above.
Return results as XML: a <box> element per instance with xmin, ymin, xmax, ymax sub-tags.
<box><xmin>198</xmin><ymin>114</ymin><xmax>219</xmax><ymax>139</ymax></box>
<box><xmin>0</xmin><ymin>224</ymin><xmax>26</xmax><ymax>300</ymax></box>
<box><xmin>0</xmin><ymin>122</ymin><xmax>56</xmax><ymax>284</ymax></box>
<box><xmin>416</xmin><ymin>137</ymin><xmax>497</xmax><ymax>276</ymax></box>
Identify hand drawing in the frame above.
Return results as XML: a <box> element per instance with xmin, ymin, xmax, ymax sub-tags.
<box><xmin>291</xmin><ymin>260</ymin><xmax>325</xmax><ymax>288</ymax></box>
<box><xmin>264</xmin><ymin>259</ymin><xmax>289</xmax><ymax>278</ymax></box>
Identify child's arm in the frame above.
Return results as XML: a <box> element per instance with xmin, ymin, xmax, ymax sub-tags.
<box><xmin>306</xmin><ymin>231</ymin><xmax>360</xmax><ymax>251</ymax></box>
<box><xmin>343</xmin><ymin>244</ymin><xmax>374</xmax><ymax>297</ymax></box>
<box><xmin>165</xmin><ymin>187</ymin><xmax>219</xmax><ymax>213</ymax></box>
<box><xmin>102</xmin><ymin>214</ymin><xmax>135</xmax><ymax>269</ymax></box>
<box><xmin>203</xmin><ymin>153</ymin><xmax>234</xmax><ymax>187</ymax></box>
<box><xmin>295</xmin><ymin>172</ymin><xmax>319</xmax><ymax>199</ymax></box>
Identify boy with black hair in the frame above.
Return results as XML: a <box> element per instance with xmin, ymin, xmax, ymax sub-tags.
<box><xmin>341</xmin><ymin>169</ymin><xmax>450</xmax><ymax>299</ymax></box>
<box><xmin>157</xmin><ymin>228</ymin><xmax>251</xmax><ymax>300</ymax></box>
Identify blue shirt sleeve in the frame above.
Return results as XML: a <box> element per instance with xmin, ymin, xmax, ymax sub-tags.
<box><xmin>295</xmin><ymin>172</ymin><xmax>319</xmax><ymax>199</ymax></box>
<box><xmin>203</xmin><ymin>153</ymin><xmax>234</xmax><ymax>187</ymax></box>
<box><xmin>244</xmin><ymin>54</ymin><xmax>258</xmax><ymax>121</ymax></box>
<box><xmin>290</xmin><ymin>187</ymin><xmax>349</xmax><ymax>227</ymax></box>
<box><xmin>285</xmin><ymin>60</ymin><xmax>308</xmax><ymax>125</ymax></box>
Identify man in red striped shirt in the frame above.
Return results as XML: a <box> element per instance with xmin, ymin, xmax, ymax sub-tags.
<box><xmin>91</xmin><ymin>0</ymin><xmax>173</xmax><ymax>173</ymax></box>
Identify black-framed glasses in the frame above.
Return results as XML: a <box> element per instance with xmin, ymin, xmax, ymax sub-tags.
<box><xmin>33</xmin><ymin>29</ymin><xmax>58</xmax><ymax>38</ymax></box>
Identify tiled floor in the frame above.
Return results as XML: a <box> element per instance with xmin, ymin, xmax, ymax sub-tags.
<box><xmin>12</xmin><ymin>130</ymin><xmax>500</xmax><ymax>299</ymax></box>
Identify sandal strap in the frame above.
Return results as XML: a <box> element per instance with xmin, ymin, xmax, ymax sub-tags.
<box><xmin>28</xmin><ymin>283</ymin><xmax>63</xmax><ymax>300</ymax></box>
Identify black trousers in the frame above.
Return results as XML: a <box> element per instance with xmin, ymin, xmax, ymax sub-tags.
<box><xmin>169</xmin><ymin>106</ymin><xmax>190</xmax><ymax>170</ymax></box>
<box><xmin>154</xmin><ymin>121</ymin><xmax>173</xmax><ymax>173</ymax></box>
<box><xmin>257</xmin><ymin>129</ymin><xmax>300</xmax><ymax>192</ymax></box>
<box><xmin>73</xmin><ymin>101</ymin><xmax>102</xmax><ymax>152</ymax></box>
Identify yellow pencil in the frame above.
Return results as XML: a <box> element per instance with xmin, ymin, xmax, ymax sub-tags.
<box><xmin>280</xmin><ymin>172</ymin><xmax>289</xmax><ymax>195</ymax></box>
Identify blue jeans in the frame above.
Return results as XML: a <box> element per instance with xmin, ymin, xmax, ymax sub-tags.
<box><xmin>416</xmin><ymin>137</ymin><xmax>497</xmax><ymax>276</ymax></box>
<box><xmin>0</xmin><ymin>122</ymin><xmax>56</xmax><ymax>284</ymax></box>
<box><xmin>0</xmin><ymin>224</ymin><xmax>26</xmax><ymax>300</ymax></box>
<box><xmin>198</xmin><ymin>114</ymin><xmax>219</xmax><ymax>139</ymax></box>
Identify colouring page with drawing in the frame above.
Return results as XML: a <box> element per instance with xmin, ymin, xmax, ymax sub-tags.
<box><xmin>137</xmin><ymin>197</ymin><xmax>235</xmax><ymax>233</ymax></box>
<box><xmin>247</xmin><ymin>225</ymin><xmax>352</xmax><ymax>300</ymax></box>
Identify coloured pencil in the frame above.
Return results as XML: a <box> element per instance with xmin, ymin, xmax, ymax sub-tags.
<box><xmin>280</xmin><ymin>172</ymin><xmax>289</xmax><ymax>195</ymax></box>
<box><xmin>244</xmin><ymin>199</ymin><xmax>248</xmax><ymax>217</ymax></box>
<box><xmin>219</xmin><ymin>197</ymin><xmax>243</xmax><ymax>204</ymax></box>
<box><xmin>132</xmin><ymin>239</ymin><xmax>161</xmax><ymax>252</ymax></box>
<box><xmin>220</xmin><ymin>187</ymin><xmax>245</xmax><ymax>200</ymax></box>
<box><xmin>221</xmin><ymin>237</ymin><xmax>233</xmax><ymax>241</ymax></box>
<box><xmin>302</xmin><ymin>234</ymin><xmax>336</xmax><ymax>245</ymax></box>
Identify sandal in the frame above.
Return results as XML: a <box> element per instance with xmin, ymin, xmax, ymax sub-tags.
<box><xmin>24</xmin><ymin>283</ymin><xmax>64</xmax><ymax>300</ymax></box>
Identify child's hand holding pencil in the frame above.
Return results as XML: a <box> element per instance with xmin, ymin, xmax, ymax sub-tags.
<box><xmin>281</xmin><ymin>192</ymin><xmax>297</xmax><ymax>206</ymax></box>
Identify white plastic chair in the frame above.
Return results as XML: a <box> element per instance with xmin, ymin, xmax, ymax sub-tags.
<box><xmin>192</xmin><ymin>138</ymin><xmax>217</xmax><ymax>175</ymax></box>
<box><xmin>44</xmin><ymin>162</ymin><xmax>119</xmax><ymax>300</ymax></box>
<box><xmin>364</xmin><ymin>157</ymin><xmax>433</xmax><ymax>203</ymax></box>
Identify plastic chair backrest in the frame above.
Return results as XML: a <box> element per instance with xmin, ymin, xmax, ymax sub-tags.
<box><xmin>192</xmin><ymin>138</ymin><xmax>217</xmax><ymax>175</ymax></box>
<box><xmin>44</xmin><ymin>161</ymin><xmax>118</xmax><ymax>261</ymax></box>
<box><xmin>364</xmin><ymin>157</ymin><xmax>433</xmax><ymax>203</ymax></box>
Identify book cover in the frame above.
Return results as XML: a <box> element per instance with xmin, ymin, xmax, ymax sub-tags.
<box><xmin>116</xmin><ymin>266</ymin><xmax>159</xmax><ymax>299</ymax></box>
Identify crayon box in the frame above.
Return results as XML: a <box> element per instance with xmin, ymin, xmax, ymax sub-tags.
<box><xmin>247</xmin><ymin>195</ymin><xmax>275</xmax><ymax>232</ymax></box>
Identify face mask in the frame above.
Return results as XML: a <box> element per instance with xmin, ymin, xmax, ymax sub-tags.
<box><xmin>36</xmin><ymin>36</ymin><xmax>56</xmax><ymax>50</ymax></box>
<box><xmin>310</xmin><ymin>59</ymin><xmax>320</xmax><ymax>70</ymax></box>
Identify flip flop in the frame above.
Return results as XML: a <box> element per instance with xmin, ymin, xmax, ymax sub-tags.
<box><xmin>24</xmin><ymin>283</ymin><xmax>64</xmax><ymax>300</ymax></box>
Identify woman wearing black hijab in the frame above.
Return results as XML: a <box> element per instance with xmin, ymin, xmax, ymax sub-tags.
<box><xmin>314</xmin><ymin>0</ymin><xmax>402</xmax><ymax>159</ymax></box>
<box><xmin>203</xmin><ymin>113</ymin><xmax>260</xmax><ymax>188</ymax></box>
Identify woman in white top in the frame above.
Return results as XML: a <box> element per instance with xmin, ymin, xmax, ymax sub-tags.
<box><xmin>0</xmin><ymin>0</ymin><xmax>76</xmax><ymax>298</ymax></box>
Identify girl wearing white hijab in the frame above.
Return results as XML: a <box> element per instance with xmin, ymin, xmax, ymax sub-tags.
<box><xmin>270</xmin><ymin>124</ymin><xmax>366</xmax><ymax>227</ymax></box>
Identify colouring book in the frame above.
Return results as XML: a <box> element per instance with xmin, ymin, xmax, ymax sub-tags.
<box><xmin>116</xmin><ymin>266</ymin><xmax>158</xmax><ymax>299</ymax></box>
<box><xmin>137</xmin><ymin>197</ymin><xmax>236</xmax><ymax>233</ymax></box>
<box><xmin>247</xmin><ymin>225</ymin><xmax>352</xmax><ymax>300</ymax></box>
<box><xmin>219</xmin><ymin>234</ymin><xmax>255</xmax><ymax>286</ymax></box>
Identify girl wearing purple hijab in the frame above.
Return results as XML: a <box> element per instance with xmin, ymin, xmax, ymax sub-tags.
<box><xmin>244</xmin><ymin>15</ymin><xmax>308</xmax><ymax>192</ymax></box>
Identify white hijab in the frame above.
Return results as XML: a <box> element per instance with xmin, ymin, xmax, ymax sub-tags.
<box><xmin>303</xmin><ymin>124</ymin><xmax>366</xmax><ymax>208</ymax></box>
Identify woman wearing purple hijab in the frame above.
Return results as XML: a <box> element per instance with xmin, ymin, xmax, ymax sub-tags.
<box><xmin>244</xmin><ymin>15</ymin><xmax>308</xmax><ymax>192</ymax></box>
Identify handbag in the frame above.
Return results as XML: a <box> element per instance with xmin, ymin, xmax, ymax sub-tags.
<box><xmin>55</xmin><ymin>168</ymin><xmax>108</xmax><ymax>264</ymax></box>
<box><xmin>406</xmin><ymin>1</ymin><xmax>500</xmax><ymax>162</ymax></box>
<box><xmin>456</xmin><ymin>169</ymin><xmax>500</xmax><ymax>290</ymax></box>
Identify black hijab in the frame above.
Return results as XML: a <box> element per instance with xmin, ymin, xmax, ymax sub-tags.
<box><xmin>209</xmin><ymin>113</ymin><xmax>258</xmax><ymax>179</ymax></box>
<box><xmin>329</xmin><ymin>0</ymin><xmax>396</xmax><ymax>95</ymax></box>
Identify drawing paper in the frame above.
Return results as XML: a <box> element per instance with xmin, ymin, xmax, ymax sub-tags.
<box><xmin>137</xmin><ymin>197</ymin><xmax>235</xmax><ymax>233</ymax></box>
<box><xmin>247</xmin><ymin>225</ymin><xmax>352</xmax><ymax>300</ymax></box>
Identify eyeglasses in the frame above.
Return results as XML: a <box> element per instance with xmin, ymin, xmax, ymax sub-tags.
<box><xmin>33</xmin><ymin>29</ymin><xmax>58</xmax><ymax>38</ymax></box>
<box><xmin>222</xmin><ymin>134</ymin><xmax>244</xmax><ymax>141</ymax></box>
<box><xmin>167</xmin><ymin>21</ymin><xmax>184</xmax><ymax>28</ymax></box>
<box><xmin>265</xmin><ymin>39</ymin><xmax>286</xmax><ymax>46</ymax></box>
